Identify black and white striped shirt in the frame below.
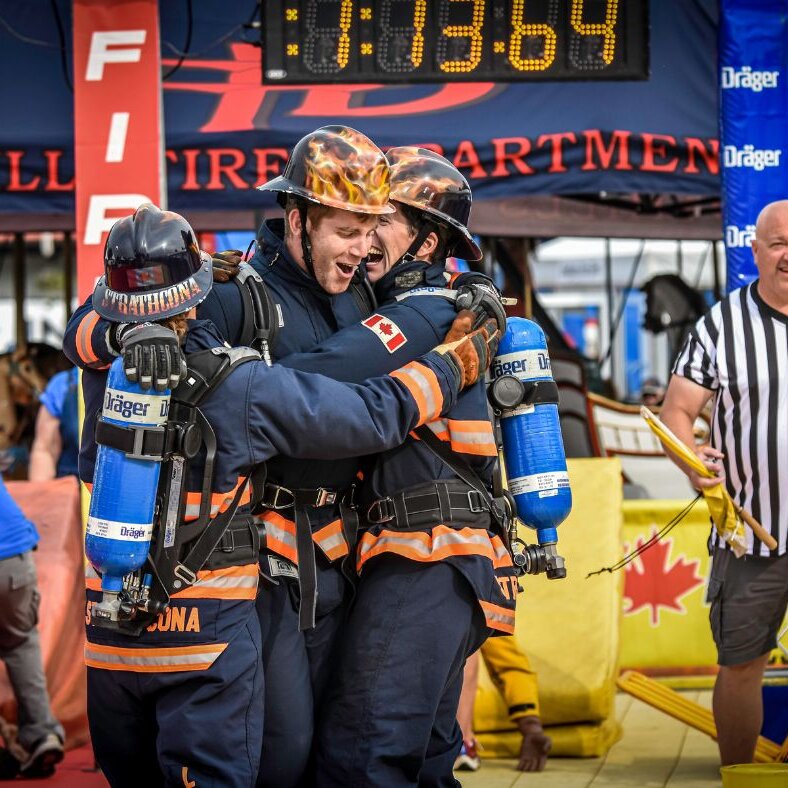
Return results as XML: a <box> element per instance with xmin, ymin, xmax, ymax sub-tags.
<box><xmin>672</xmin><ymin>282</ymin><xmax>788</xmax><ymax>556</ymax></box>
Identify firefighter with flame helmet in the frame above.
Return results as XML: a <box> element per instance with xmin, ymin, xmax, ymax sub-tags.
<box><xmin>269</xmin><ymin>147</ymin><xmax>514</xmax><ymax>786</ymax></box>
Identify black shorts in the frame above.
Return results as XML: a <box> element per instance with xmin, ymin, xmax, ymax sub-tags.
<box><xmin>706</xmin><ymin>548</ymin><xmax>788</xmax><ymax>667</ymax></box>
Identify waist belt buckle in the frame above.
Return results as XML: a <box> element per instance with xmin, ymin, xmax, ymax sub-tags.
<box><xmin>366</xmin><ymin>498</ymin><xmax>395</xmax><ymax>524</ymax></box>
<box><xmin>219</xmin><ymin>530</ymin><xmax>235</xmax><ymax>553</ymax></box>
<box><xmin>467</xmin><ymin>490</ymin><xmax>487</xmax><ymax>514</ymax></box>
<box><xmin>314</xmin><ymin>488</ymin><xmax>337</xmax><ymax>507</ymax></box>
<box><xmin>265</xmin><ymin>483</ymin><xmax>295</xmax><ymax>510</ymax></box>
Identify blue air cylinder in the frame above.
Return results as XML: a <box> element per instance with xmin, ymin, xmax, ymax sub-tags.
<box><xmin>85</xmin><ymin>356</ymin><xmax>170</xmax><ymax>596</ymax></box>
<box><xmin>491</xmin><ymin>318</ymin><xmax>572</xmax><ymax>546</ymax></box>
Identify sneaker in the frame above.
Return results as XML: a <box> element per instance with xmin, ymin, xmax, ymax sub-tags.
<box><xmin>19</xmin><ymin>734</ymin><xmax>63</xmax><ymax>779</ymax></box>
<box><xmin>0</xmin><ymin>748</ymin><xmax>21</xmax><ymax>780</ymax></box>
<box><xmin>454</xmin><ymin>739</ymin><xmax>481</xmax><ymax>772</ymax></box>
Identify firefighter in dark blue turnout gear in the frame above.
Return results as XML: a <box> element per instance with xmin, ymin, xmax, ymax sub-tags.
<box><xmin>64</xmin><ymin>126</ymin><xmax>393</xmax><ymax>788</ymax></box>
<box><xmin>274</xmin><ymin>148</ymin><xmax>517</xmax><ymax>787</ymax></box>
<box><xmin>76</xmin><ymin>204</ymin><xmax>497</xmax><ymax>788</ymax></box>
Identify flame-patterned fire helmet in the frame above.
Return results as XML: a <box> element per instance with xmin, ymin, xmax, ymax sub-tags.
<box><xmin>386</xmin><ymin>147</ymin><xmax>482</xmax><ymax>261</ymax></box>
<box><xmin>258</xmin><ymin>125</ymin><xmax>395</xmax><ymax>216</ymax></box>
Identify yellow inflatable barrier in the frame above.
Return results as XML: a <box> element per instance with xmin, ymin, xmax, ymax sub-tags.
<box><xmin>475</xmin><ymin>458</ymin><xmax>624</xmax><ymax>757</ymax></box>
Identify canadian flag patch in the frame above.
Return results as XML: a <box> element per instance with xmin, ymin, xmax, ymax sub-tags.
<box><xmin>362</xmin><ymin>314</ymin><xmax>408</xmax><ymax>353</ymax></box>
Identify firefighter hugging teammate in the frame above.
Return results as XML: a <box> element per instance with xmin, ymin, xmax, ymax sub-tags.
<box><xmin>65</xmin><ymin>127</ymin><xmax>515</xmax><ymax>788</ymax></box>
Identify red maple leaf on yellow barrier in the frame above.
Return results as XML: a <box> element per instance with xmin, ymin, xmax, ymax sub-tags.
<box><xmin>623</xmin><ymin>530</ymin><xmax>704</xmax><ymax>626</ymax></box>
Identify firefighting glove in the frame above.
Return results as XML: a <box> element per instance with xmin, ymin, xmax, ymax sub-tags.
<box><xmin>453</xmin><ymin>274</ymin><xmax>509</xmax><ymax>335</ymax></box>
<box><xmin>436</xmin><ymin>315</ymin><xmax>500</xmax><ymax>390</ymax></box>
<box><xmin>116</xmin><ymin>323</ymin><xmax>186</xmax><ymax>392</ymax></box>
<box><xmin>212</xmin><ymin>249</ymin><xmax>244</xmax><ymax>283</ymax></box>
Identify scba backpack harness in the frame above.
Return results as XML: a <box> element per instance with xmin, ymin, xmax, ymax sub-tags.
<box><xmin>94</xmin><ymin>346</ymin><xmax>264</xmax><ymax>635</ymax></box>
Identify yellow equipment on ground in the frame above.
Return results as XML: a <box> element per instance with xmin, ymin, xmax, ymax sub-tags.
<box><xmin>617</xmin><ymin>671</ymin><xmax>788</xmax><ymax>763</ymax></box>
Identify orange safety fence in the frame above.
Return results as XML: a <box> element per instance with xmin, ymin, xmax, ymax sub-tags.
<box><xmin>2</xmin><ymin>477</ymin><xmax>89</xmax><ymax>749</ymax></box>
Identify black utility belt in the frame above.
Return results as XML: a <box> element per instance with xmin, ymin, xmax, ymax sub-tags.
<box><xmin>176</xmin><ymin>516</ymin><xmax>260</xmax><ymax>572</ymax></box>
<box><xmin>365</xmin><ymin>480</ymin><xmax>493</xmax><ymax>532</ymax></box>
<box><xmin>257</xmin><ymin>481</ymin><xmax>356</xmax><ymax>511</ymax></box>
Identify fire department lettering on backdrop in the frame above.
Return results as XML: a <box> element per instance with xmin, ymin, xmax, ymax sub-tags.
<box><xmin>72</xmin><ymin>0</ymin><xmax>165</xmax><ymax>300</ymax></box>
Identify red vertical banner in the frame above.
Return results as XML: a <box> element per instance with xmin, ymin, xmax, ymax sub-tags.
<box><xmin>72</xmin><ymin>0</ymin><xmax>165</xmax><ymax>300</ymax></box>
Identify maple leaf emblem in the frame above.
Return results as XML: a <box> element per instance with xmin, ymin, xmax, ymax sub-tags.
<box><xmin>623</xmin><ymin>529</ymin><xmax>704</xmax><ymax>626</ymax></box>
<box><xmin>378</xmin><ymin>322</ymin><xmax>393</xmax><ymax>336</ymax></box>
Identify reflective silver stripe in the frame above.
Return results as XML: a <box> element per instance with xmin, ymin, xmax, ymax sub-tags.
<box><xmin>447</xmin><ymin>423</ymin><xmax>495</xmax><ymax>449</ymax></box>
<box><xmin>481</xmin><ymin>603</ymin><xmax>515</xmax><ymax>630</ymax></box>
<box><xmin>315</xmin><ymin>530</ymin><xmax>346</xmax><ymax>554</ymax></box>
<box><xmin>427</xmin><ymin>418</ymin><xmax>449</xmax><ymax>436</ymax></box>
<box><xmin>192</xmin><ymin>574</ymin><xmax>257</xmax><ymax>591</ymax></box>
<box><xmin>493</xmin><ymin>540</ymin><xmax>510</xmax><ymax>562</ymax></box>
<box><xmin>263</xmin><ymin>520</ymin><xmax>297</xmax><ymax>551</ymax></box>
<box><xmin>184</xmin><ymin>500</ymin><xmax>226</xmax><ymax>519</ymax></box>
<box><xmin>432</xmin><ymin>529</ymin><xmax>491</xmax><ymax>552</ymax></box>
<box><xmin>401</xmin><ymin>364</ymin><xmax>441</xmax><ymax>422</ymax></box>
<box><xmin>84</xmin><ymin>643</ymin><xmax>227</xmax><ymax>672</ymax></box>
<box><xmin>394</xmin><ymin>287</ymin><xmax>457</xmax><ymax>302</ymax></box>
<box><xmin>358</xmin><ymin>529</ymin><xmax>492</xmax><ymax>561</ymax></box>
<box><xmin>85</xmin><ymin>565</ymin><xmax>100</xmax><ymax>580</ymax></box>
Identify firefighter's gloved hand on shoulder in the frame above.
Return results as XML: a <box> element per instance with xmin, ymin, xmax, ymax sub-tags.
<box><xmin>115</xmin><ymin>322</ymin><xmax>186</xmax><ymax>392</ymax></box>
<box><xmin>436</xmin><ymin>313</ymin><xmax>500</xmax><ymax>389</ymax></box>
<box><xmin>453</xmin><ymin>273</ymin><xmax>508</xmax><ymax>335</ymax></box>
<box><xmin>211</xmin><ymin>249</ymin><xmax>244</xmax><ymax>283</ymax></box>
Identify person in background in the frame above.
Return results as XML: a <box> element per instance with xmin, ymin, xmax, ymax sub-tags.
<box><xmin>455</xmin><ymin>637</ymin><xmax>551</xmax><ymax>773</ymax></box>
<box><xmin>0</xmin><ymin>477</ymin><xmax>64</xmax><ymax>779</ymax></box>
<box><xmin>660</xmin><ymin>199</ymin><xmax>788</xmax><ymax>766</ymax></box>
<box><xmin>28</xmin><ymin>365</ymin><xmax>79</xmax><ymax>481</ymax></box>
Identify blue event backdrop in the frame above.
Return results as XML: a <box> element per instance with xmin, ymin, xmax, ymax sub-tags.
<box><xmin>719</xmin><ymin>0</ymin><xmax>788</xmax><ymax>292</ymax></box>
<box><xmin>0</xmin><ymin>0</ymin><xmax>719</xmax><ymax>216</ymax></box>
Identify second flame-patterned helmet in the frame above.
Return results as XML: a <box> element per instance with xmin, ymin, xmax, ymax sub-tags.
<box><xmin>386</xmin><ymin>146</ymin><xmax>482</xmax><ymax>261</ymax></box>
<box><xmin>258</xmin><ymin>125</ymin><xmax>394</xmax><ymax>216</ymax></box>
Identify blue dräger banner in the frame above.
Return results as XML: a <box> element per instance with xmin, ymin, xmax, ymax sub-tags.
<box><xmin>719</xmin><ymin>1</ymin><xmax>788</xmax><ymax>292</ymax></box>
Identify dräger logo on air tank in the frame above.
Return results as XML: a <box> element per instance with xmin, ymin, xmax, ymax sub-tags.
<box><xmin>100</xmin><ymin>276</ymin><xmax>202</xmax><ymax>318</ymax></box>
<box><xmin>725</xmin><ymin>224</ymin><xmax>756</xmax><ymax>248</ymax></box>
<box><xmin>723</xmin><ymin>145</ymin><xmax>782</xmax><ymax>171</ymax></box>
<box><xmin>103</xmin><ymin>387</ymin><xmax>170</xmax><ymax>425</ymax></box>
<box><xmin>491</xmin><ymin>350</ymin><xmax>551</xmax><ymax>381</ymax></box>
<box><xmin>721</xmin><ymin>66</ymin><xmax>780</xmax><ymax>92</ymax></box>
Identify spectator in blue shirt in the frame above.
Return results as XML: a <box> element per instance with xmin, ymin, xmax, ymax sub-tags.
<box><xmin>29</xmin><ymin>367</ymin><xmax>79</xmax><ymax>480</ymax></box>
<box><xmin>0</xmin><ymin>478</ymin><xmax>64</xmax><ymax>777</ymax></box>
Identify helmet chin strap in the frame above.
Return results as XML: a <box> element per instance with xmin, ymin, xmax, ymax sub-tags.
<box><xmin>400</xmin><ymin>224</ymin><xmax>432</xmax><ymax>265</ymax></box>
<box><xmin>298</xmin><ymin>202</ymin><xmax>316</xmax><ymax>280</ymax></box>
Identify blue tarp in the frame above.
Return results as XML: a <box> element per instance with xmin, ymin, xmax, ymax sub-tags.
<box><xmin>0</xmin><ymin>0</ymin><xmax>719</xmax><ymax>215</ymax></box>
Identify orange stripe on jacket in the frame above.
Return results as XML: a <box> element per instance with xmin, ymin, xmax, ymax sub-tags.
<box><xmin>76</xmin><ymin>311</ymin><xmax>102</xmax><ymax>367</ymax></box>
<box><xmin>313</xmin><ymin>519</ymin><xmax>349</xmax><ymax>562</ymax></box>
<box><xmin>357</xmin><ymin>525</ymin><xmax>513</xmax><ymax>573</ymax></box>
<box><xmin>479</xmin><ymin>600</ymin><xmax>516</xmax><ymax>634</ymax></box>
<box><xmin>85</xmin><ymin>564</ymin><xmax>258</xmax><ymax>600</ymax></box>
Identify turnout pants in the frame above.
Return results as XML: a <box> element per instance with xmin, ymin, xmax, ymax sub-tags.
<box><xmin>256</xmin><ymin>559</ymin><xmax>350</xmax><ymax>788</ymax></box>
<box><xmin>0</xmin><ymin>552</ymin><xmax>63</xmax><ymax>751</ymax></box>
<box><xmin>88</xmin><ymin>616</ymin><xmax>263</xmax><ymax>788</ymax></box>
<box><xmin>314</xmin><ymin>555</ymin><xmax>488</xmax><ymax>788</ymax></box>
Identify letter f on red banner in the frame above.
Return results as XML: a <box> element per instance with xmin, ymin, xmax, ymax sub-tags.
<box><xmin>72</xmin><ymin>0</ymin><xmax>166</xmax><ymax>300</ymax></box>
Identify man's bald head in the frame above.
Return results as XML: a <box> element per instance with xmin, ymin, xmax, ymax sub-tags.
<box><xmin>752</xmin><ymin>199</ymin><xmax>788</xmax><ymax>313</ymax></box>
<box><xmin>755</xmin><ymin>200</ymin><xmax>788</xmax><ymax>239</ymax></box>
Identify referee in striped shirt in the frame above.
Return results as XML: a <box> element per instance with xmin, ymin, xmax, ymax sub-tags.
<box><xmin>661</xmin><ymin>199</ymin><xmax>788</xmax><ymax>766</ymax></box>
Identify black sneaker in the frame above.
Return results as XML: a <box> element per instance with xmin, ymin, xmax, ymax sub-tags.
<box><xmin>0</xmin><ymin>748</ymin><xmax>20</xmax><ymax>780</ymax></box>
<box><xmin>19</xmin><ymin>734</ymin><xmax>63</xmax><ymax>779</ymax></box>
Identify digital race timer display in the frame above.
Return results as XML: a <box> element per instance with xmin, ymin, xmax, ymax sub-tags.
<box><xmin>263</xmin><ymin>0</ymin><xmax>648</xmax><ymax>84</ymax></box>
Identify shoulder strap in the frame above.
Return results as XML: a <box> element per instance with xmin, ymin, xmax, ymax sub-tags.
<box><xmin>232</xmin><ymin>263</ymin><xmax>280</xmax><ymax>363</ymax></box>
<box><xmin>151</xmin><ymin>346</ymin><xmax>262</xmax><ymax>598</ymax></box>
<box><xmin>348</xmin><ymin>268</ymin><xmax>377</xmax><ymax>317</ymax></box>
<box><xmin>174</xmin><ymin>346</ymin><xmax>261</xmax><ymax>408</ymax></box>
<box><xmin>413</xmin><ymin>424</ymin><xmax>513</xmax><ymax>547</ymax></box>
